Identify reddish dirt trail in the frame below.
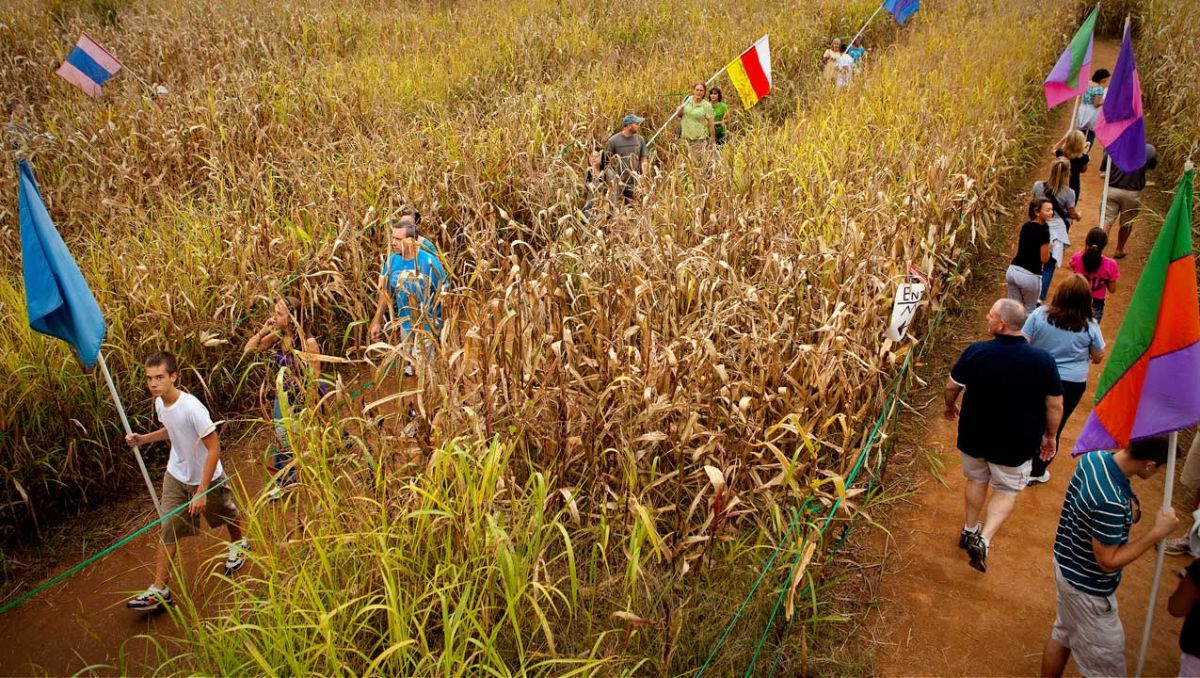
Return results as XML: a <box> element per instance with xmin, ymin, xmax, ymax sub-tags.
<box><xmin>869</xmin><ymin>40</ymin><xmax>1190</xmax><ymax>676</ymax></box>
<box><xmin>0</xmin><ymin>444</ymin><xmax>273</xmax><ymax>676</ymax></box>
<box><xmin>0</xmin><ymin>370</ymin><xmax>405</xmax><ymax>676</ymax></box>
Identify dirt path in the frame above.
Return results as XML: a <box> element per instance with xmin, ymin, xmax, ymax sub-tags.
<box><xmin>867</xmin><ymin>40</ymin><xmax>1191</xmax><ymax>675</ymax></box>
<box><xmin>0</xmin><ymin>434</ymin><xmax>274</xmax><ymax>676</ymax></box>
<box><xmin>0</xmin><ymin>370</ymin><xmax>406</xmax><ymax>676</ymax></box>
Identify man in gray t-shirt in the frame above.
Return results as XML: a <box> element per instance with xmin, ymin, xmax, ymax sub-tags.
<box><xmin>605</xmin><ymin>114</ymin><xmax>649</xmax><ymax>203</ymax></box>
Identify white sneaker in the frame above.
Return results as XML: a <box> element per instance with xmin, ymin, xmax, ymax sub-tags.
<box><xmin>226</xmin><ymin>539</ymin><xmax>249</xmax><ymax>574</ymax></box>
<box><xmin>1027</xmin><ymin>471</ymin><xmax>1051</xmax><ymax>486</ymax></box>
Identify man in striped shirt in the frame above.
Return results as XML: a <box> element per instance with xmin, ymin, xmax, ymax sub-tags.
<box><xmin>1041</xmin><ymin>436</ymin><xmax>1179</xmax><ymax>677</ymax></box>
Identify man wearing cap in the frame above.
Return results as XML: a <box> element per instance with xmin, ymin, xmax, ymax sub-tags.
<box><xmin>605</xmin><ymin>114</ymin><xmax>650</xmax><ymax>205</ymax></box>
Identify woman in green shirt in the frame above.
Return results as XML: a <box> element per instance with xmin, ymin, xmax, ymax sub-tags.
<box><xmin>679</xmin><ymin>81</ymin><xmax>715</xmax><ymax>158</ymax></box>
<box><xmin>709</xmin><ymin>87</ymin><xmax>730</xmax><ymax>145</ymax></box>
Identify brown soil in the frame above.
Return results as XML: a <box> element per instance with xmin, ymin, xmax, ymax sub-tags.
<box><xmin>0</xmin><ymin>370</ymin><xmax>409</xmax><ymax>676</ymax></box>
<box><xmin>866</xmin><ymin>39</ymin><xmax>1192</xmax><ymax>676</ymax></box>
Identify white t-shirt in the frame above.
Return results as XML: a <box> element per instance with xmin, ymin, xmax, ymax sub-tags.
<box><xmin>835</xmin><ymin>53</ymin><xmax>856</xmax><ymax>87</ymax></box>
<box><xmin>156</xmin><ymin>392</ymin><xmax>222</xmax><ymax>485</ymax></box>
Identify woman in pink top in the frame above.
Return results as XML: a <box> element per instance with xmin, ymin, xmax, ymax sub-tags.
<box><xmin>1068</xmin><ymin>227</ymin><xmax>1119</xmax><ymax>321</ymax></box>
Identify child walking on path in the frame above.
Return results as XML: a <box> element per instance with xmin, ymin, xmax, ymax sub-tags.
<box><xmin>1068</xmin><ymin>227</ymin><xmax>1119</xmax><ymax>322</ymax></box>
<box><xmin>244</xmin><ymin>296</ymin><xmax>322</xmax><ymax>500</ymax></box>
<box><xmin>124</xmin><ymin>352</ymin><xmax>247</xmax><ymax>613</ymax></box>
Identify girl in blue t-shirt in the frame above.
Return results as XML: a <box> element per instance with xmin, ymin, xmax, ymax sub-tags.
<box><xmin>1022</xmin><ymin>274</ymin><xmax>1105</xmax><ymax>485</ymax></box>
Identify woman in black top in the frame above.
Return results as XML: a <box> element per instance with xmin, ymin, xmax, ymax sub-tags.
<box><xmin>1005</xmin><ymin>198</ymin><xmax>1053</xmax><ymax>312</ymax></box>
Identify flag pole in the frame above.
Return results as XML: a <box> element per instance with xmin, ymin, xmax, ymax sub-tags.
<box><xmin>1099</xmin><ymin>159</ymin><xmax>1112</xmax><ymax>228</ymax></box>
<box><xmin>1135</xmin><ymin>429</ymin><xmax>1179</xmax><ymax>677</ymax></box>
<box><xmin>1067</xmin><ymin>95</ymin><xmax>1080</xmax><ymax>136</ymax></box>
<box><xmin>849</xmin><ymin>4</ymin><xmax>886</xmax><ymax>50</ymax></box>
<box><xmin>97</xmin><ymin>352</ymin><xmax>162</xmax><ymax>516</ymax></box>
<box><xmin>647</xmin><ymin>65</ymin><xmax>728</xmax><ymax>147</ymax></box>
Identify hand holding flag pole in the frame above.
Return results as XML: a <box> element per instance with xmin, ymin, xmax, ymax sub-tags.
<box><xmin>18</xmin><ymin>159</ymin><xmax>162</xmax><ymax>516</ymax></box>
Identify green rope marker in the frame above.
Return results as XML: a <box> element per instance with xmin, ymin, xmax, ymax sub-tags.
<box><xmin>697</xmin><ymin>241</ymin><xmax>967</xmax><ymax>675</ymax></box>
<box><xmin>0</xmin><ymin>478</ymin><xmax>230</xmax><ymax>615</ymax></box>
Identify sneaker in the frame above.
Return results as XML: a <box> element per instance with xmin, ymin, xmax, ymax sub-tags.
<box><xmin>958</xmin><ymin>528</ymin><xmax>979</xmax><ymax>550</ymax></box>
<box><xmin>127</xmin><ymin>586</ymin><xmax>172</xmax><ymax>612</ymax></box>
<box><xmin>966</xmin><ymin>534</ymin><xmax>989</xmax><ymax>573</ymax></box>
<box><xmin>1164</xmin><ymin>536</ymin><xmax>1193</xmax><ymax>556</ymax></box>
<box><xmin>1027</xmin><ymin>471</ymin><xmax>1051</xmax><ymax>486</ymax></box>
<box><xmin>225</xmin><ymin>539</ymin><xmax>249</xmax><ymax>575</ymax></box>
<box><xmin>1113</xmin><ymin>250</ymin><xmax>1127</xmax><ymax>259</ymax></box>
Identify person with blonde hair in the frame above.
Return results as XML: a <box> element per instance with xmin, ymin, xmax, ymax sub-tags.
<box><xmin>1022</xmin><ymin>275</ymin><xmax>1105</xmax><ymax>485</ymax></box>
<box><xmin>1055</xmin><ymin>129</ymin><xmax>1090</xmax><ymax>202</ymax></box>
<box><xmin>1032</xmin><ymin>158</ymin><xmax>1081</xmax><ymax>300</ymax></box>
<box><xmin>821</xmin><ymin>38</ymin><xmax>843</xmax><ymax>81</ymax></box>
<box><xmin>679</xmin><ymin>81</ymin><xmax>715</xmax><ymax>158</ymax></box>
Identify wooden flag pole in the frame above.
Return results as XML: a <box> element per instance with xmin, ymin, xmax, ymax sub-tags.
<box><xmin>647</xmin><ymin>65</ymin><xmax>728</xmax><ymax>147</ymax></box>
<box><xmin>1135</xmin><ymin>430</ymin><xmax>1179</xmax><ymax>677</ymax></box>
<box><xmin>1067</xmin><ymin>95</ymin><xmax>1080</xmax><ymax>135</ymax></box>
<box><xmin>97</xmin><ymin>352</ymin><xmax>162</xmax><ymax>516</ymax></box>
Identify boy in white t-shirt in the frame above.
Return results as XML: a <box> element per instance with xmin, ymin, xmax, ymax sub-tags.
<box><xmin>124</xmin><ymin>352</ymin><xmax>247</xmax><ymax>612</ymax></box>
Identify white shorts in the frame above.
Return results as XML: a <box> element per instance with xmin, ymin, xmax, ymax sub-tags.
<box><xmin>960</xmin><ymin>453</ymin><xmax>1031</xmax><ymax>494</ymax></box>
<box><xmin>1051</xmin><ymin>562</ymin><xmax>1125</xmax><ymax>677</ymax></box>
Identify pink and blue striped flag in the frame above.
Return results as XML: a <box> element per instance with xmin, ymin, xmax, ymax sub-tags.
<box><xmin>882</xmin><ymin>0</ymin><xmax>920</xmax><ymax>25</ymax></box>
<box><xmin>1095</xmin><ymin>21</ymin><xmax>1146</xmax><ymax>173</ymax></box>
<box><xmin>1044</xmin><ymin>5</ymin><xmax>1098</xmax><ymax>109</ymax></box>
<box><xmin>56</xmin><ymin>33</ymin><xmax>123</xmax><ymax>99</ymax></box>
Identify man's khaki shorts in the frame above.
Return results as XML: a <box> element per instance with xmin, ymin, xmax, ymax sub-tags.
<box><xmin>1104</xmin><ymin>186</ymin><xmax>1142</xmax><ymax>228</ymax></box>
<box><xmin>960</xmin><ymin>453</ymin><xmax>1031</xmax><ymax>495</ymax></box>
<box><xmin>160</xmin><ymin>473</ymin><xmax>239</xmax><ymax>545</ymax></box>
<box><xmin>1050</xmin><ymin>562</ymin><xmax>1125</xmax><ymax>677</ymax></box>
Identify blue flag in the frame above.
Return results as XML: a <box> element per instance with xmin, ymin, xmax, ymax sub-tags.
<box><xmin>19</xmin><ymin>159</ymin><xmax>106</xmax><ymax>368</ymax></box>
<box><xmin>883</xmin><ymin>0</ymin><xmax>920</xmax><ymax>25</ymax></box>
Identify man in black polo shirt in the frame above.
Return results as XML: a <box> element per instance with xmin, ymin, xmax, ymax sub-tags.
<box><xmin>944</xmin><ymin>298</ymin><xmax>1064</xmax><ymax>572</ymax></box>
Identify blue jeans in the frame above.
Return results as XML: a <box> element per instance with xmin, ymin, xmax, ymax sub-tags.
<box><xmin>272</xmin><ymin>396</ymin><xmax>298</xmax><ymax>486</ymax></box>
<box><xmin>1040</xmin><ymin>257</ymin><xmax>1058</xmax><ymax>301</ymax></box>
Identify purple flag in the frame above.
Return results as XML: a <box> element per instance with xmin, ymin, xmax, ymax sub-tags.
<box><xmin>1095</xmin><ymin>21</ymin><xmax>1146</xmax><ymax>173</ymax></box>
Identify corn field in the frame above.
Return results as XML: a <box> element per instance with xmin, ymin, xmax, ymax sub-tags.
<box><xmin>0</xmin><ymin>0</ymin><xmax>1138</xmax><ymax>672</ymax></box>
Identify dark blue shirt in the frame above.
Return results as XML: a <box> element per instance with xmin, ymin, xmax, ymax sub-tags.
<box><xmin>950</xmin><ymin>334</ymin><xmax>1063</xmax><ymax>466</ymax></box>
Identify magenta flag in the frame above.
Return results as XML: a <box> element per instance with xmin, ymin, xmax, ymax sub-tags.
<box><xmin>1095</xmin><ymin>21</ymin><xmax>1146</xmax><ymax>173</ymax></box>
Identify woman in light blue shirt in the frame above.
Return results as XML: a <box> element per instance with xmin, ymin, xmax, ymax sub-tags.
<box><xmin>1022</xmin><ymin>274</ymin><xmax>1105</xmax><ymax>485</ymax></box>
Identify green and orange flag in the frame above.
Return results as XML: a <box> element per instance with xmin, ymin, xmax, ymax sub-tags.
<box><xmin>1075</xmin><ymin>167</ymin><xmax>1200</xmax><ymax>453</ymax></box>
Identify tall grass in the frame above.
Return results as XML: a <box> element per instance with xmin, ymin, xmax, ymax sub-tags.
<box><xmin>1136</xmin><ymin>0</ymin><xmax>1200</xmax><ymax>178</ymax></box>
<box><xmin>0</xmin><ymin>0</ymin><xmax>883</xmax><ymax>537</ymax></box>
<box><xmin>0</xmin><ymin>0</ymin><xmax>1091</xmax><ymax>670</ymax></box>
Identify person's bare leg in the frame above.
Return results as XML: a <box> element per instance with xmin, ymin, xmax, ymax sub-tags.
<box><xmin>1041</xmin><ymin>638</ymin><xmax>1070</xmax><ymax>677</ymax></box>
<box><xmin>226</xmin><ymin>517</ymin><xmax>243</xmax><ymax>543</ymax></box>
<box><xmin>1117</xmin><ymin>225</ymin><xmax>1132</xmax><ymax>254</ymax></box>
<box><xmin>153</xmin><ymin>541</ymin><xmax>178</xmax><ymax>590</ymax></box>
<box><xmin>980</xmin><ymin>490</ymin><xmax>1018</xmax><ymax>542</ymax></box>
<box><xmin>964</xmin><ymin>480</ymin><xmax>987</xmax><ymax>528</ymax></box>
